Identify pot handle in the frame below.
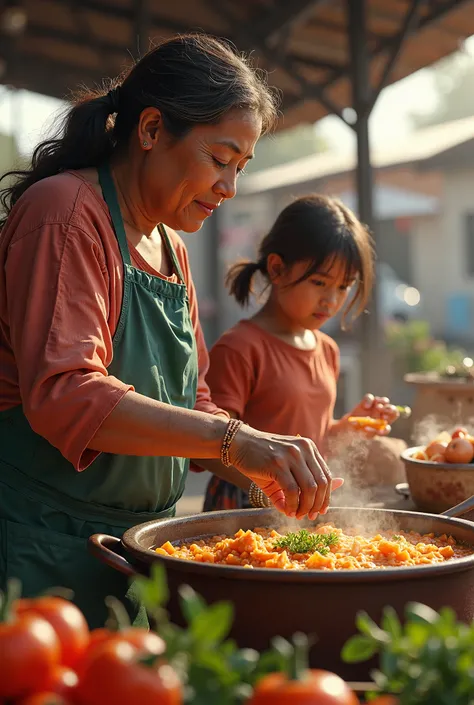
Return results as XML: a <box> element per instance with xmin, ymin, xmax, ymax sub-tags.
<box><xmin>442</xmin><ymin>494</ymin><xmax>474</xmax><ymax>519</ymax></box>
<box><xmin>88</xmin><ymin>534</ymin><xmax>138</xmax><ymax>577</ymax></box>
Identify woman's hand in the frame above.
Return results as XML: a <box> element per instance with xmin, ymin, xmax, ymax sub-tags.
<box><xmin>346</xmin><ymin>393</ymin><xmax>399</xmax><ymax>436</ymax></box>
<box><xmin>229</xmin><ymin>427</ymin><xmax>344</xmax><ymax>521</ymax></box>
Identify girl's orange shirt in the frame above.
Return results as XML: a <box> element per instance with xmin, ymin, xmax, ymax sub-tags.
<box><xmin>0</xmin><ymin>171</ymin><xmax>224</xmax><ymax>471</ymax></box>
<box><xmin>206</xmin><ymin>320</ymin><xmax>339</xmax><ymax>454</ymax></box>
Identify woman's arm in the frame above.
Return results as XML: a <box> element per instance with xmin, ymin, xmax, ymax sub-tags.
<box><xmin>88</xmin><ymin>390</ymin><xmax>227</xmax><ymax>459</ymax></box>
<box><xmin>191</xmin><ymin>410</ymin><xmax>252</xmax><ymax>491</ymax></box>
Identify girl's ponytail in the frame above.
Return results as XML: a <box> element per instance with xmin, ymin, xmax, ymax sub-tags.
<box><xmin>226</xmin><ymin>260</ymin><xmax>262</xmax><ymax>307</ymax></box>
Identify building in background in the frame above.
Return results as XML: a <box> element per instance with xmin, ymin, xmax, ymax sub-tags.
<box><xmin>213</xmin><ymin>115</ymin><xmax>474</xmax><ymax>350</ymax></box>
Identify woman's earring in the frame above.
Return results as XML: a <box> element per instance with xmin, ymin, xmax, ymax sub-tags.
<box><xmin>142</xmin><ymin>140</ymin><xmax>149</xmax><ymax>148</ymax></box>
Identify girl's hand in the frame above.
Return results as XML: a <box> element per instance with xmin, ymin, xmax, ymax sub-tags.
<box><xmin>229</xmin><ymin>426</ymin><xmax>344</xmax><ymax>521</ymax></box>
<box><xmin>346</xmin><ymin>393</ymin><xmax>399</xmax><ymax>436</ymax></box>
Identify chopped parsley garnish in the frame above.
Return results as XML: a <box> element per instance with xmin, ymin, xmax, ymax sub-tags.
<box><xmin>273</xmin><ymin>529</ymin><xmax>338</xmax><ymax>555</ymax></box>
<box><xmin>392</xmin><ymin>535</ymin><xmax>402</xmax><ymax>541</ymax></box>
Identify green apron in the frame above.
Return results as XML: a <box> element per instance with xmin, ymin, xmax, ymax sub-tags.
<box><xmin>0</xmin><ymin>164</ymin><xmax>198</xmax><ymax>627</ymax></box>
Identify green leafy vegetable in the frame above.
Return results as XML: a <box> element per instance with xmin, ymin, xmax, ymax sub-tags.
<box><xmin>273</xmin><ymin>529</ymin><xmax>338</xmax><ymax>555</ymax></box>
<box><xmin>132</xmin><ymin>563</ymin><xmax>289</xmax><ymax>704</ymax></box>
<box><xmin>342</xmin><ymin>602</ymin><xmax>474</xmax><ymax>704</ymax></box>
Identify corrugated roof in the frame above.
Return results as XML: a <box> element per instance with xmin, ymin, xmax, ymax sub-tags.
<box><xmin>240</xmin><ymin>114</ymin><xmax>474</xmax><ymax>194</ymax></box>
<box><xmin>1</xmin><ymin>0</ymin><xmax>473</xmax><ymax>129</ymax></box>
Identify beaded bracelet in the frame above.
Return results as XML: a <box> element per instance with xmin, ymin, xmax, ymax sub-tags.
<box><xmin>220</xmin><ymin>418</ymin><xmax>243</xmax><ymax>467</ymax></box>
<box><xmin>248</xmin><ymin>482</ymin><xmax>271</xmax><ymax>508</ymax></box>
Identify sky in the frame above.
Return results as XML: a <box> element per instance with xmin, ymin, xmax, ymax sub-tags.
<box><xmin>1</xmin><ymin>35</ymin><xmax>474</xmax><ymax>159</ymax></box>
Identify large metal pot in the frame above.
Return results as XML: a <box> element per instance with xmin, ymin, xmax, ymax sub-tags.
<box><xmin>89</xmin><ymin>505</ymin><xmax>474</xmax><ymax>681</ymax></box>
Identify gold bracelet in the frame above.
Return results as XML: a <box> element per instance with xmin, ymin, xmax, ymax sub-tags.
<box><xmin>248</xmin><ymin>482</ymin><xmax>271</xmax><ymax>508</ymax></box>
<box><xmin>220</xmin><ymin>418</ymin><xmax>243</xmax><ymax>467</ymax></box>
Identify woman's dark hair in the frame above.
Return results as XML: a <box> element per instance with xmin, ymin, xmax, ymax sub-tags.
<box><xmin>228</xmin><ymin>194</ymin><xmax>375</xmax><ymax>329</ymax></box>
<box><xmin>0</xmin><ymin>33</ymin><xmax>279</xmax><ymax>224</ymax></box>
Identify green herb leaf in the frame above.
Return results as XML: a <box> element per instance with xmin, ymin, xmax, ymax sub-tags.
<box><xmin>341</xmin><ymin>635</ymin><xmax>378</xmax><ymax>663</ymax></box>
<box><xmin>273</xmin><ymin>529</ymin><xmax>338</xmax><ymax>555</ymax></box>
<box><xmin>381</xmin><ymin>606</ymin><xmax>402</xmax><ymax>640</ymax></box>
<box><xmin>190</xmin><ymin>601</ymin><xmax>234</xmax><ymax>646</ymax></box>
<box><xmin>405</xmin><ymin>602</ymin><xmax>439</xmax><ymax>625</ymax></box>
<box><xmin>179</xmin><ymin>584</ymin><xmax>207</xmax><ymax>625</ymax></box>
<box><xmin>134</xmin><ymin>563</ymin><xmax>169</xmax><ymax>611</ymax></box>
<box><xmin>356</xmin><ymin>612</ymin><xmax>391</xmax><ymax>644</ymax></box>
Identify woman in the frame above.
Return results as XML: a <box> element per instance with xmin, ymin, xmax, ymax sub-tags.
<box><xmin>0</xmin><ymin>34</ymin><xmax>339</xmax><ymax>627</ymax></box>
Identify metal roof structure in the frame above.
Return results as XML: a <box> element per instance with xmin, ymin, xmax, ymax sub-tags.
<box><xmin>0</xmin><ymin>0</ymin><xmax>472</xmax><ymax>128</ymax></box>
<box><xmin>1</xmin><ymin>0</ymin><xmax>473</xmax><ymax>390</ymax></box>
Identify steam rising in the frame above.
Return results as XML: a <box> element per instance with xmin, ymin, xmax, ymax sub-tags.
<box><xmin>270</xmin><ymin>429</ymin><xmax>404</xmax><ymax>537</ymax></box>
<box><xmin>413</xmin><ymin>414</ymin><xmax>474</xmax><ymax>446</ymax></box>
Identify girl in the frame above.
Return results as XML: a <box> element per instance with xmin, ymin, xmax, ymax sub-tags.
<box><xmin>200</xmin><ymin>194</ymin><xmax>399</xmax><ymax>511</ymax></box>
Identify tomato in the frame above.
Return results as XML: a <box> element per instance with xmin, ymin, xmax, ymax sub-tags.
<box><xmin>78</xmin><ymin>627</ymin><xmax>165</xmax><ymax>676</ymax></box>
<box><xmin>16</xmin><ymin>597</ymin><xmax>89</xmax><ymax>668</ymax></box>
<box><xmin>47</xmin><ymin>665</ymin><xmax>79</xmax><ymax>699</ymax></box>
<box><xmin>75</xmin><ymin>639</ymin><xmax>182</xmax><ymax>705</ymax></box>
<box><xmin>248</xmin><ymin>669</ymin><xmax>358</xmax><ymax>704</ymax></box>
<box><xmin>445</xmin><ymin>438</ymin><xmax>474</xmax><ymax>464</ymax></box>
<box><xmin>0</xmin><ymin>612</ymin><xmax>61</xmax><ymax>699</ymax></box>
<box><xmin>451</xmin><ymin>427</ymin><xmax>468</xmax><ymax>440</ymax></box>
<box><xmin>16</xmin><ymin>693</ymin><xmax>72</xmax><ymax>705</ymax></box>
<box><xmin>87</xmin><ymin>626</ymin><xmax>164</xmax><ymax>657</ymax></box>
<box><xmin>369</xmin><ymin>698</ymin><xmax>399</xmax><ymax>705</ymax></box>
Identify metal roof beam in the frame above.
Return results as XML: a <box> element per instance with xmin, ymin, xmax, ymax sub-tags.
<box><xmin>366</xmin><ymin>0</ymin><xmax>427</xmax><ymax>116</ymax></box>
<box><xmin>203</xmin><ymin>0</ymin><xmax>350</xmax><ymax>125</ymax></box>
<box><xmin>251</xmin><ymin>0</ymin><xmax>327</xmax><ymax>46</ymax></box>
<box><xmin>284</xmin><ymin>0</ymin><xmax>472</xmax><ymax>119</ymax></box>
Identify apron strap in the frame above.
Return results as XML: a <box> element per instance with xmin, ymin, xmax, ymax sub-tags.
<box><xmin>98</xmin><ymin>164</ymin><xmax>132</xmax><ymax>267</ymax></box>
<box><xmin>158</xmin><ymin>223</ymin><xmax>186</xmax><ymax>285</ymax></box>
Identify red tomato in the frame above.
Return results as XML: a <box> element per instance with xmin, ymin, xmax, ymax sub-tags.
<box><xmin>78</xmin><ymin>627</ymin><xmax>165</xmax><ymax>676</ymax></box>
<box><xmin>369</xmin><ymin>698</ymin><xmax>399</xmax><ymax>705</ymax></box>
<box><xmin>16</xmin><ymin>597</ymin><xmax>89</xmax><ymax>668</ymax></box>
<box><xmin>248</xmin><ymin>669</ymin><xmax>359</xmax><ymax>704</ymax></box>
<box><xmin>451</xmin><ymin>427</ymin><xmax>468</xmax><ymax>440</ymax></box>
<box><xmin>75</xmin><ymin>639</ymin><xmax>182</xmax><ymax>705</ymax></box>
<box><xmin>445</xmin><ymin>438</ymin><xmax>474</xmax><ymax>464</ymax></box>
<box><xmin>0</xmin><ymin>613</ymin><xmax>61</xmax><ymax>699</ymax></box>
<box><xmin>16</xmin><ymin>694</ymin><xmax>71</xmax><ymax>705</ymax></box>
<box><xmin>47</xmin><ymin>665</ymin><xmax>79</xmax><ymax>699</ymax></box>
<box><xmin>87</xmin><ymin>626</ymin><xmax>164</xmax><ymax>657</ymax></box>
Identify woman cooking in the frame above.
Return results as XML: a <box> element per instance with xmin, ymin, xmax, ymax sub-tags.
<box><xmin>0</xmin><ymin>34</ymin><xmax>341</xmax><ymax>628</ymax></box>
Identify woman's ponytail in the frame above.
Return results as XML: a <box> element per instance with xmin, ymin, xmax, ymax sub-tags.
<box><xmin>226</xmin><ymin>260</ymin><xmax>262</xmax><ymax>307</ymax></box>
<box><xmin>0</xmin><ymin>86</ymin><xmax>119</xmax><ymax>224</ymax></box>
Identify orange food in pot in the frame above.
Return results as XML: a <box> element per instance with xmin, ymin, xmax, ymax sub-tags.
<box><xmin>451</xmin><ymin>427</ymin><xmax>468</xmax><ymax>439</ymax></box>
<box><xmin>425</xmin><ymin>441</ymin><xmax>448</xmax><ymax>459</ymax></box>
<box><xmin>157</xmin><ymin>525</ymin><xmax>470</xmax><ymax>571</ymax></box>
<box><xmin>444</xmin><ymin>438</ymin><xmax>474</xmax><ymax>464</ymax></box>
